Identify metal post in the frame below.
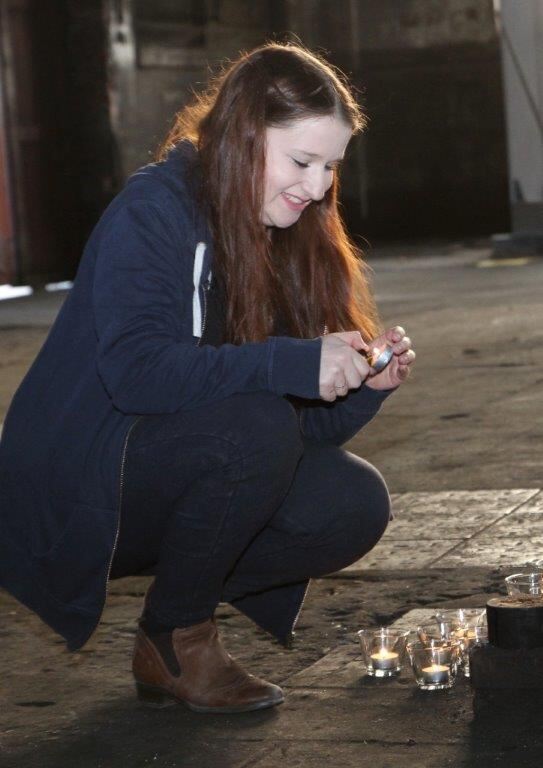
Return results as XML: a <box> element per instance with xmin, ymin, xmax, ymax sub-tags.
<box><xmin>493</xmin><ymin>0</ymin><xmax>543</xmax><ymax>255</ymax></box>
<box><xmin>0</xmin><ymin>0</ymin><xmax>21</xmax><ymax>284</ymax></box>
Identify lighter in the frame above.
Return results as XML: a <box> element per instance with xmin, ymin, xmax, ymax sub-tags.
<box><xmin>361</xmin><ymin>342</ymin><xmax>394</xmax><ymax>373</ymax></box>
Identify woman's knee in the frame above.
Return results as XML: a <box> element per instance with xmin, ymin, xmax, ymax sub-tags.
<box><xmin>349</xmin><ymin>461</ymin><xmax>390</xmax><ymax>542</ymax></box>
<box><xmin>321</xmin><ymin>458</ymin><xmax>391</xmax><ymax>558</ymax></box>
<box><xmin>364</xmin><ymin>461</ymin><xmax>390</xmax><ymax>517</ymax></box>
<box><xmin>294</xmin><ymin>460</ymin><xmax>390</xmax><ymax>577</ymax></box>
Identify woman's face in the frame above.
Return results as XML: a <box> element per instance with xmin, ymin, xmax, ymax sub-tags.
<box><xmin>261</xmin><ymin>114</ymin><xmax>352</xmax><ymax>228</ymax></box>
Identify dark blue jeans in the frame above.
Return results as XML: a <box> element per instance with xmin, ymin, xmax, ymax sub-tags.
<box><xmin>110</xmin><ymin>392</ymin><xmax>390</xmax><ymax>628</ymax></box>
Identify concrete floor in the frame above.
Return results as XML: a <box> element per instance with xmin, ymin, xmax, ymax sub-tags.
<box><xmin>1</xmin><ymin>242</ymin><xmax>543</xmax><ymax>767</ymax></box>
<box><xmin>347</xmin><ymin>245</ymin><xmax>543</xmax><ymax>492</ymax></box>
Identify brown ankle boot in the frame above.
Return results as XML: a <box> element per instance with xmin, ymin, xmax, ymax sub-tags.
<box><xmin>132</xmin><ymin>618</ymin><xmax>284</xmax><ymax>713</ymax></box>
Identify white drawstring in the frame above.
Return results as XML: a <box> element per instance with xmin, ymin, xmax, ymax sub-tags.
<box><xmin>192</xmin><ymin>242</ymin><xmax>206</xmax><ymax>337</ymax></box>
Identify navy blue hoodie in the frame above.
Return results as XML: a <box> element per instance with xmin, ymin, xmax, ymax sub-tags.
<box><xmin>0</xmin><ymin>143</ymin><xmax>390</xmax><ymax>650</ymax></box>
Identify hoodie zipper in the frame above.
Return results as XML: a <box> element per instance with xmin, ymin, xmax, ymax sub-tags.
<box><xmin>197</xmin><ymin>278</ymin><xmax>210</xmax><ymax>346</ymax></box>
<box><xmin>95</xmin><ymin>415</ymin><xmax>143</xmax><ymax>636</ymax></box>
<box><xmin>104</xmin><ymin>271</ymin><xmax>209</xmax><ymax>622</ymax></box>
<box><xmin>282</xmin><ymin>581</ymin><xmax>311</xmax><ymax>649</ymax></box>
<box><xmin>91</xmin><ymin>250</ymin><xmax>210</xmax><ymax>643</ymax></box>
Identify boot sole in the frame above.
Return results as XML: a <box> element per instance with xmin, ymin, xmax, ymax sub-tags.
<box><xmin>135</xmin><ymin>682</ymin><xmax>284</xmax><ymax>713</ymax></box>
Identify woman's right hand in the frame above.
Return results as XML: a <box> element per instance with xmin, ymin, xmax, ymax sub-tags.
<box><xmin>319</xmin><ymin>331</ymin><xmax>373</xmax><ymax>402</ymax></box>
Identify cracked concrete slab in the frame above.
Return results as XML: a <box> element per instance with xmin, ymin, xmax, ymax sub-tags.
<box><xmin>436</xmin><ymin>536</ymin><xmax>543</xmax><ymax>568</ymax></box>
<box><xmin>341</xmin><ymin>539</ymin><xmax>464</xmax><ymax>571</ymax></box>
<box><xmin>393</xmin><ymin>489</ymin><xmax>540</xmax><ymax>513</ymax></box>
<box><xmin>483</xmin><ymin>511</ymin><xmax>543</xmax><ymax>537</ymax></box>
<box><xmin>343</xmin><ymin>489</ymin><xmax>542</xmax><ymax>572</ymax></box>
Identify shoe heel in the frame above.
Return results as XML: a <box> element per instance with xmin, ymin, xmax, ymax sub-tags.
<box><xmin>135</xmin><ymin>682</ymin><xmax>176</xmax><ymax>708</ymax></box>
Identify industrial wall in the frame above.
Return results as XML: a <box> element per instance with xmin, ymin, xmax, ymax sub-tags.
<box><xmin>0</xmin><ymin>0</ymin><xmax>510</xmax><ymax>282</ymax></box>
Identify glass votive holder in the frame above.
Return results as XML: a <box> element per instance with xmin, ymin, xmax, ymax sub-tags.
<box><xmin>417</xmin><ymin>622</ymin><xmax>451</xmax><ymax>643</ymax></box>
<box><xmin>505</xmin><ymin>572</ymin><xmax>543</xmax><ymax>596</ymax></box>
<box><xmin>460</xmin><ymin>624</ymin><xmax>489</xmax><ymax>678</ymax></box>
<box><xmin>408</xmin><ymin>640</ymin><xmax>460</xmax><ymax>691</ymax></box>
<box><xmin>433</xmin><ymin>609</ymin><xmax>487</xmax><ymax>678</ymax></box>
<box><xmin>466</xmin><ymin>625</ymin><xmax>489</xmax><ymax>678</ymax></box>
<box><xmin>357</xmin><ymin>628</ymin><xmax>409</xmax><ymax>678</ymax></box>
<box><xmin>434</xmin><ymin>608</ymin><xmax>486</xmax><ymax>632</ymax></box>
<box><xmin>471</xmin><ymin>624</ymin><xmax>488</xmax><ymax>645</ymax></box>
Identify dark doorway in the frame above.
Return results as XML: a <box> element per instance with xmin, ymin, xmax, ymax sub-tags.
<box><xmin>0</xmin><ymin>0</ymin><xmax>117</xmax><ymax>284</ymax></box>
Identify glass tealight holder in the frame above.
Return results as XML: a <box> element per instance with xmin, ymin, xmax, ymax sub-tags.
<box><xmin>408</xmin><ymin>639</ymin><xmax>460</xmax><ymax>691</ymax></box>
<box><xmin>434</xmin><ymin>608</ymin><xmax>486</xmax><ymax>634</ymax></box>
<box><xmin>417</xmin><ymin>622</ymin><xmax>451</xmax><ymax>643</ymax></box>
<box><xmin>466</xmin><ymin>625</ymin><xmax>489</xmax><ymax>679</ymax></box>
<box><xmin>417</xmin><ymin>622</ymin><xmax>464</xmax><ymax>674</ymax></box>
<box><xmin>458</xmin><ymin>624</ymin><xmax>488</xmax><ymax>678</ymax></box>
<box><xmin>433</xmin><ymin>609</ymin><xmax>487</xmax><ymax>678</ymax></box>
<box><xmin>505</xmin><ymin>572</ymin><xmax>543</xmax><ymax>596</ymax></box>
<box><xmin>357</xmin><ymin>628</ymin><xmax>410</xmax><ymax>678</ymax></box>
<box><xmin>470</xmin><ymin>624</ymin><xmax>488</xmax><ymax>646</ymax></box>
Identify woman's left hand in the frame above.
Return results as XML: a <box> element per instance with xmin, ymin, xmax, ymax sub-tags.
<box><xmin>365</xmin><ymin>326</ymin><xmax>416</xmax><ymax>390</ymax></box>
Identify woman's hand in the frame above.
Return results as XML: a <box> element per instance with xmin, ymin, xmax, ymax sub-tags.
<box><xmin>365</xmin><ymin>326</ymin><xmax>416</xmax><ymax>390</ymax></box>
<box><xmin>319</xmin><ymin>331</ymin><xmax>373</xmax><ymax>402</ymax></box>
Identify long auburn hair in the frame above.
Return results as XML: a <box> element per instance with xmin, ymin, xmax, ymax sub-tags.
<box><xmin>158</xmin><ymin>42</ymin><xmax>380</xmax><ymax>344</ymax></box>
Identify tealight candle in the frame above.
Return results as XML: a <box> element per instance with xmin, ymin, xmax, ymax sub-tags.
<box><xmin>421</xmin><ymin>663</ymin><xmax>449</xmax><ymax>685</ymax></box>
<box><xmin>370</xmin><ymin>648</ymin><xmax>399</xmax><ymax>671</ymax></box>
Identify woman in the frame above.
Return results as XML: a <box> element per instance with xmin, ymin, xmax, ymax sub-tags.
<box><xmin>0</xmin><ymin>43</ymin><xmax>415</xmax><ymax>713</ymax></box>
